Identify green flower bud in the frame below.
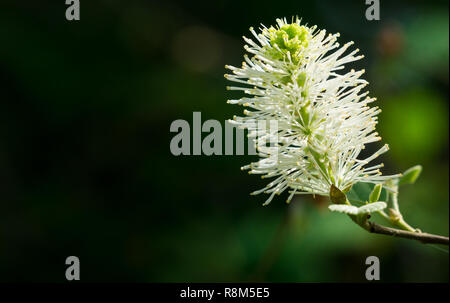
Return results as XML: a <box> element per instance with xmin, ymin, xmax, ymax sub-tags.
<box><xmin>265</xmin><ymin>23</ymin><xmax>311</xmax><ymax>64</ymax></box>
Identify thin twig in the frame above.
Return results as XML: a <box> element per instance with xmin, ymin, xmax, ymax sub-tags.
<box><xmin>366</xmin><ymin>221</ymin><xmax>449</xmax><ymax>245</ymax></box>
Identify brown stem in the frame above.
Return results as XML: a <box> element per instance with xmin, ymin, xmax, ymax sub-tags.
<box><xmin>365</xmin><ymin>221</ymin><xmax>449</xmax><ymax>245</ymax></box>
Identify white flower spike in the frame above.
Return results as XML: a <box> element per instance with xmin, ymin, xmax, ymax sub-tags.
<box><xmin>225</xmin><ymin>17</ymin><xmax>401</xmax><ymax>205</ymax></box>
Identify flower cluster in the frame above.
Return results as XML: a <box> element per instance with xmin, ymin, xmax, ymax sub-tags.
<box><xmin>225</xmin><ymin>17</ymin><xmax>399</xmax><ymax>205</ymax></box>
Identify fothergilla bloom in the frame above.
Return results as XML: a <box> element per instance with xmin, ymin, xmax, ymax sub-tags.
<box><xmin>225</xmin><ymin>17</ymin><xmax>400</xmax><ymax>205</ymax></box>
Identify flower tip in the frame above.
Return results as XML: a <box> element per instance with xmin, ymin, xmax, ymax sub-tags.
<box><xmin>262</xmin><ymin>202</ymin><xmax>269</xmax><ymax>206</ymax></box>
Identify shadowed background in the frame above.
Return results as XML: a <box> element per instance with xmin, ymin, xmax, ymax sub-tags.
<box><xmin>0</xmin><ymin>0</ymin><xmax>448</xmax><ymax>282</ymax></box>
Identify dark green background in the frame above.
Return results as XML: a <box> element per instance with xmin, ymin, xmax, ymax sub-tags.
<box><xmin>0</xmin><ymin>0</ymin><xmax>448</xmax><ymax>282</ymax></box>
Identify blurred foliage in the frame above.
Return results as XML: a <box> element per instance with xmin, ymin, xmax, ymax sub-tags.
<box><xmin>0</xmin><ymin>0</ymin><xmax>448</xmax><ymax>282</ymax></box>
<box><xmin>380</xmin><ymin>89</ymin><xmax>448</xmax><ymax>166</ymax></box>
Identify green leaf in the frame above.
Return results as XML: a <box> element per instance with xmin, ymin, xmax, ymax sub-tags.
<box><xmin>329</xmin><ymin>184</ymin><xmax>346</xmax><ymax>204</ymax></box>
<box><xmin>369</xmin><ymin>184</ymin><xmax>382</xmax><ymax>203</ymax></box>
<box><xmin>347</xmin><ymin>182</ymin><xmax>388</xmax><ymax>204</ymax></box>
<box><xmin>399</xmin><ymin>165</ymin><xmax>422</xmax><ymax>186</ymax></box>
